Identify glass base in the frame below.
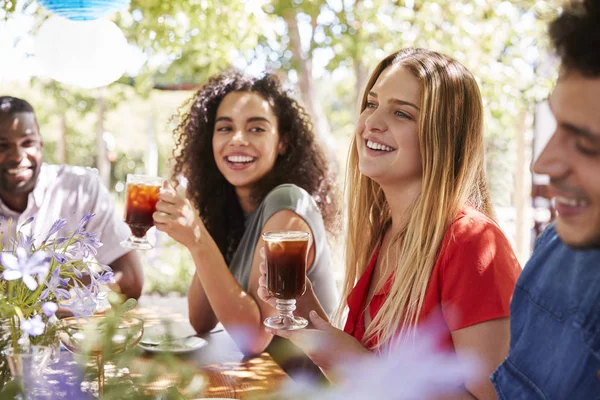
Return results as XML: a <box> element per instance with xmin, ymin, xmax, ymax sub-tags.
<box><xmin>120</xmin><ymin>236</ymin><xmax>153</xmax><ymax>250</ymax></box>
<box><xmin>264</xmin><ymin>315</ymin><xmax>308</xmax><ymax>330</ymax></box>
<box><xmin>263</xmin><ymin>298</ymin><xmax>307</xmax><ymax>330</ymax></box>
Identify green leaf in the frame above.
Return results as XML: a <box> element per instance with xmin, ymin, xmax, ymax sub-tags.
<box><xmin>118</xmin><ymin>298</ymin><xmax>138</xmax><ymax>313</ymax></box>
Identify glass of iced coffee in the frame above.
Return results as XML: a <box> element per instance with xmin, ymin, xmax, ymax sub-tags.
<box><xmin>262</xmin><ymin>230</ymin><xmax>310</xmax><ymax>330</ymax></box>
<box><xmin>120</xmin><ymin>174</ymin><xmax>163</xmax><ymax>250</ymax></box>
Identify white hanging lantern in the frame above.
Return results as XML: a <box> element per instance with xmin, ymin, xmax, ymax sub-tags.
<box><xmin>35</xmin><ymin>16</ymin><xmax>130</xmax><ymax>88</ymax></box>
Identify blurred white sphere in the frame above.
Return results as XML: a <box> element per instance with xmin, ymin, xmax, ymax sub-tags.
<box><xmin>35</xmin><ymin>16</ymin><xmax>129</xmax><ymax>89</ymax></box>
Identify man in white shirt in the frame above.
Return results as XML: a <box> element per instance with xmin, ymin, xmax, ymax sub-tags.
<box><xmin>0</xmin><ymin>96</ymin><xmax>143</xmax><ymax>299</ymax></box>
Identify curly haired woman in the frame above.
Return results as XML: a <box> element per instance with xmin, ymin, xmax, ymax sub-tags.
<box><xmin>152</xmin><ymin>70</ymin><xmax>339</xmax><ymax>358</ymax></box>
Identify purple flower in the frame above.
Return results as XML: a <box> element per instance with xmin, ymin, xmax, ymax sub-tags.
<box><xmin>20</xmin><ymin>315</ymin><xmax>45</xmax><ymax>337</ymax></box>
<box><xmin>19</xmin><ymin>216</ymin><xmax>35</xmax><ymax>229</ymax></box>
<box><xmin>61</xmin><ymin>284</ymin><xmax>97</xmax><ymax>317</ymax></box>
<box><xmin>330</xmin><ymin>320</ymin><xmax>480</xmax><ymax>399</ymax></box>
<box><xmin>82</xmin><ymin>265</ymin><xmax>113</xmax><ymax>298</ymax></box>
<box><xmin>43</xmin><ymin>218</ymin><xmax>67</xmax><ymax>243</ymax></box>
<box><xmin>42</xmin><ymin>302</ymin><xmax>58</xmax><ymax>317</ymax></box>
<box><xmin>40</xmin><ymin>267</ymin><xmax>71</xmax><ymax>301</ymax></box>
<box><xmin>95</xmin><ymin>269</ymin><xmax>115</xmax><ymax>285</ymax></box>
<box><xmin>72</xmin><ymin>266</ymin><xmax>85</xmax><ymax>280</ymax></box>
<box><xmin>11</xmin><ymin>234</ymin><xmax>35</xmax><ymax>254</ymax></box>
<box><xmin>74</xmin><ymin>212</ymin><xmax>95</xmax><ymax>235</ymax></box>
<box><xmin>1</xmin><ymin>248</ymin><xmax>50</xmax><ymax>290</ymax></box>
<box><xmin>71</xmin><ymin>231</ymin><xmax>102</xmax><ymax>258</ymax></box>
<box><xmin>49</xmin><ymin>250</ymin><xmax>69</xmax><ymax>265</ymax></box>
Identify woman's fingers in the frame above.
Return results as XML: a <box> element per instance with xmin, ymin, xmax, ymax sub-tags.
<box><xmin>153</xmin><ymin>210</ymin><xmax>170</xmax><ymax>224</ymax></box>
<box><xmin>257</xmin><ymin>286</ymin><xmax>277</xmax><ymax>308</ymax></box>
<box><xmin>154</xmin><ymin>199</ymin><xmax>189</xmax><ymax>226</ymax></box>
<box><xmin>257</xmin><ymin>286</ymin><xmax>269</xmax><ymax>301</ymax></box>
<box><xmin>155</xmin><ymin>200</ymin><xmax>179</xmax><ymax>215</ymax></box>
<box><xmin>159</xmin><ymin>183</ymin><xmax>182</xmax><ymax>204</ymax></box>
<box><xmin>265</xmin><ymin>327</ymin><xmax>294</xmax><ymax>340</ymax></box>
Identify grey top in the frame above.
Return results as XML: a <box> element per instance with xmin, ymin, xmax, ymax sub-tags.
<box><xmin>228</xmin><ymin>184</ymin><xmax>338</xmax><ymax>317</ymax></box>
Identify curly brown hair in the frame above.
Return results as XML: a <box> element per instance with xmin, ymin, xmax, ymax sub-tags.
<box><xmin>549</xmin><ymin>0</ymin><xmax>600</xmax><ymax>77</ymax></box>
<box><xmin>172</xmin><ymin>71</ymin><xmax>338</xmax><ymax>262</ymax></box>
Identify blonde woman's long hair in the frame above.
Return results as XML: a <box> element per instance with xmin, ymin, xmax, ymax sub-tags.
<box><xmin>339</xmin><ymin>48</ymin><xmax>494</xmax><ymax>349</ymax></box>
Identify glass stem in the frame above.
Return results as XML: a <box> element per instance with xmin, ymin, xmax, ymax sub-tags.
<box><xmin>275</xmin><ymin>299</ymin><xmax>297</xmax><ymax>320</ymax></box>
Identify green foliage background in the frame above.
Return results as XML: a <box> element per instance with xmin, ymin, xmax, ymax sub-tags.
<box><xmin>0</xmin><ymin>0</ymin><xmax>562</xmax><ymax>293</ymax></box>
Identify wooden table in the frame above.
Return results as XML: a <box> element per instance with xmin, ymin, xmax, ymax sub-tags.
<box><xmin>134</xmin><ymin>295</ymin><xmax>290</xmax><ymax>399</ymax></box>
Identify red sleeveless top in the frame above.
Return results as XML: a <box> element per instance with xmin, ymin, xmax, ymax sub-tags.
<box><xmin>343</xmin><ymin>207</ymin><xmax>521</xmax><ymax>350</ymax></box>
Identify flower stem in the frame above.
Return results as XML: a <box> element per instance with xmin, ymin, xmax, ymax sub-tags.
<box><xmin>9</xmin><ymin>315</ymin><xmax>19</xmax><ymax>352</ymax></box>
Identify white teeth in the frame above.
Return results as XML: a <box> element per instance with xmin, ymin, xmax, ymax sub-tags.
<box><xmin>366</xmin><ymin>140</ymin><xmax>394</xmax><ymax>152</ymax></box>
<box><xmin>555</xmin><ymin>196</ymin><xmax>588</xmax><ymax>207</ymax></box>
<box><xmin>7</xmin><ymin>167</ymin><xmax>29</xmax><ymax>174</ymax></box>
<box><xmin>227</xmin><ymin>155</ymin><xmax>254</xmax><ymax>163</ymax></box>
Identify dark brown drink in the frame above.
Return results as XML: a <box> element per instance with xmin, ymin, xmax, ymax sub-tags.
<box><xmin>124</xmin><ymin>183</ymin><xmax>160</xmax><ymax>238</ymax></box>
<box><xmin>265</xmin><ymin>236</ymin><xmax>308</xmax><ymax>300</ymax></box>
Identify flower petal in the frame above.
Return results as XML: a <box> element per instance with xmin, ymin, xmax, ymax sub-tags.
<box><xmin>16</xmin><ymin>247</ymin><xmax>28</xmax><ymax>264</ymax></box>
<box><xmin>52</xmin><ymin>252</ymin><xmax>67</xmax><ymax>264</ymax></box>
<box><xmin>0</xmin><ymin>252</ymin><xmax>19</xmax><ymax>271</ymax></box>
<box><xmin>42</xmin><ymin>302</ymin><xmax>58</xmax><ymax>317</ymax></box>
<box><xmin>2</xmin><ymin>270</ymin><xmax>22</xmax><ymax>280</ymax></box>
<box><xmin>22</xmin><ymin>274</ymin><xmax>38</xmax><ymax>291</ymax></box>
<box><xmin>27</xmin><ymin>250</ymin><xmax>49</xmax><ymax>267</ymax></box>
<box><xmin>55</xmin><ymin>288</ymin><xmax>71</xmax><ymax>300</ymax></box>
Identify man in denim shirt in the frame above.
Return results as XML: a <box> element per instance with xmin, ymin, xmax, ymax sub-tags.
<box><xmin>492</xmin><ymin>0</ymin><xmax>600</xmax><ymax>398</ymax></box>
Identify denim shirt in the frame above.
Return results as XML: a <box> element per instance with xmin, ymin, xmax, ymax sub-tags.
<box><xmin>491</xmin><ymin>224</ymin><xmax>600</xmax><ymax>399</ymax></box>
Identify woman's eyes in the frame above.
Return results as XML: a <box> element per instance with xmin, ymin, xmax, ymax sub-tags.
<box><xmin>394</xmin><ymin>110</ymin><xmax>410</xmax><ymax>119</ymax></box>
<box><xmin>365</xmin><ymin>101</ymin><xmax>411</xmax><ymax>119</ymax></box>
<box><xmin>215</xmin><ymin>126</ymin><xmax>266</xmax><ymax>133</ymax></box>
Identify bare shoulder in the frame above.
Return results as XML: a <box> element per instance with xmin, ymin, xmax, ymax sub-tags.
<box><xmin>262</xmin><ymin>209</ymin><xmax>311</xmax><ymax>233</ymax></box>
<box><xmin>263</xmin><ymin>184</ymin><xmax>314</xmax><ymax>208</ymax></box>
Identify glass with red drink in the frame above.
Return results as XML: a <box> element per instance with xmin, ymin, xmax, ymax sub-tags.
<box><xmin>120</xmin><ymin>174</ymin><xmax>163</xmax><ymax>250</ymax></box>
<box><xmin>262</xmin><ymin>231</ymin><xmax>310</xmax><ymax>330</ymax></box>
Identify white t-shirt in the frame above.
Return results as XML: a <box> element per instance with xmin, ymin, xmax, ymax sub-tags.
<box><xmin>0</xmin><ymin>163</ymin><xmax>131</xmax><ymax>265</ymax></box>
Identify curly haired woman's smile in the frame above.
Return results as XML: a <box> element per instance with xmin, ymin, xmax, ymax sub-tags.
<box><xmin>212</xmin><ymin>91</ymin><xmax>284</xmax><ymax>191</ymax></box>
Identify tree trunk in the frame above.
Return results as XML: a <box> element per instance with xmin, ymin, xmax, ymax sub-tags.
<box><xmin>95</xmin><ymin>96</ymin><xmax>110</xmax><ymax>188</ymax></box>
<box><xmin>284</xmin><ymin>12</ymin><xmax>335</xmax><ymax>157</ymax></box>
<box><xmin>145</xmin><ymin>113</ymin><xmax>158</xmax><ymax>177</ymax></box>
<box><xmin>352</xmin><ymin>0</ymin><xmax>369</xmax><ymax>108</ymax></box>
<box><xmin>354</xmin><ymin>61</ymin><xmax>369</xmax><ymax>108</ymax></box>
<box><xmin>57</xmin><ymin>112</ymin><xmax>67</xmax><ymax>164</ymax></box>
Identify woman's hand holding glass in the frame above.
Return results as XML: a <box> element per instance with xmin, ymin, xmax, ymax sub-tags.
<box><xmin>257</xmin><ymin>246</ymin><xmax>315</xmax><ymax>316</ymax></box>
<box><xmin>152</xmin><ymin>181</ymin><xmax>206</xmax><ymax>250</ymax></box>
<box><xmin>257</xmin><ymin>246</ymin><xmax>370</xmax><ymax>374</ymax></box>
<box><xmin>268</xmin><ymin>310</ymin><xmax>371</xmax><ymax>377</ymax></box>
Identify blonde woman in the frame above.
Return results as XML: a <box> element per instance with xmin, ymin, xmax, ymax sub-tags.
<box><xmin>259</xmin><ymin>48</ymin><xmax>521</xmax><ymax>399</ymax></box>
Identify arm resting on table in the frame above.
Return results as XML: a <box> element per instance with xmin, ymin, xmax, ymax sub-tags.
<box><xmin>109</xmin><ymin>251</ymin><xmax>144</xmax><ymax>300</ymax></box>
